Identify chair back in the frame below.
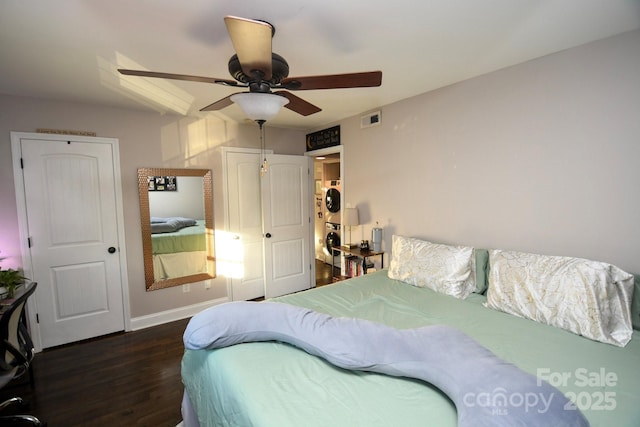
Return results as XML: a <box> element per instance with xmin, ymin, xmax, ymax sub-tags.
<box><xmin>0</xmin><ymin>282</ymin><xmax>37</xmax><ymax>372</ymax></box>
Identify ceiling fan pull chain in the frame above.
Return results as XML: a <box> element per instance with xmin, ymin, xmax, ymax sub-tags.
<box><xmin>258</xmin><ymin>120</ymin><xmax>268</xmax><ymax>176</ymax></box>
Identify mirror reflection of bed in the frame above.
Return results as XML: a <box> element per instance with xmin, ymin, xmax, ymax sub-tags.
<box><xmin>149</xmin><ymin>176</ymin><xmax>207</xmax><ymax>281</ymax></box>
<box><xmin>138</xmin><ymin>168</ymin><xmax>216</xmax><ymax>291</ymax></box>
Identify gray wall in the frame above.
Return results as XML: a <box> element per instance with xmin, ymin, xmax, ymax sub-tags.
<box><xmin>337</xmin><ymin>29</ymin><xmax>640</xmax><ymax>274</ymax></box>
<box><xmin>149</xmin><ymin>176</ymin><xmax>205</xmax><ymax>219</ymax></box>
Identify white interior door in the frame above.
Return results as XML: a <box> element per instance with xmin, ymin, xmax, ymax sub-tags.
<box><xmin>262</xmin><ymin>154</ymin><xmax>311</xmax><ymax>298</ymax></box>
<box><xmin>225</xmin><ymin>150</ymin><xmax>266</xmax><ymax>301</ymax></box>
<box><xmin>17</xmin><ymin>136</ymin><xmax>126</xmax><ymax>349</ymax></box>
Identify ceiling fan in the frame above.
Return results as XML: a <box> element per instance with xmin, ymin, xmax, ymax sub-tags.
<box><xmin>118</xmin><ymin>15</ymin><xmax>382</xmax><ymax>119</ymax></box>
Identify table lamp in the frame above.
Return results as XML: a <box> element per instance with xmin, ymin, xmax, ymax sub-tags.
<box><xmin>343</xmin><ymin>208</ymin><xmax>360</xmax><ymax>248</ymax></box>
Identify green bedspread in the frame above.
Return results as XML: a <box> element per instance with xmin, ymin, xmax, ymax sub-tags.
<box><xmin>182</xmin><ymin>270</ymin><xmax>640</xmax><ymax>427</ymax></box>
<box><xmin>151</xmin><ymin>220</ymin><xmax>205</xmax><ymax>254</ymax></box>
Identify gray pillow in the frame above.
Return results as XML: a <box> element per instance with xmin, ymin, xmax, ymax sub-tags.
<box><xmin>632</xmin><ymin>274</ymin><xmax>640</xmax><ymax>330</ymax></box>
<box><xmin>150</xmin><ymin>217</ymin><xmax>197</xmax><ymax>234</ymax></box>
<box><xmin>473</xmin><ymin>248</ymin><xmax>489</xmax><ymax>294</ymax></box>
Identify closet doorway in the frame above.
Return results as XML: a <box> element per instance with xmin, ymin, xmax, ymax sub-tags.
<box><xmin>306</xmin><ymin>146</ymin><xmax>343</xmax><ymax>287</ymax></box>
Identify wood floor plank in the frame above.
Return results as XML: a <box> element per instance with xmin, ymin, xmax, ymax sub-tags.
<box><xmin>0</xmin><ymin>318</ymin><xmax>189</xmax><ymax>427</ymax></box>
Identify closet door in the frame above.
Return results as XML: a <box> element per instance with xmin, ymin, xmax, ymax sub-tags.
<box><xmin>262</xmin><ymin>154</ymin><xmax>311</xmax><ymax>298</ymax></box>
<box><xmin>225</xmin><ymin>151</ymin><xmax>265</xmax><ymax>301</ymax></box>
<box><xmin>224</xmin><ymin>150</ymin><xmax>311</xmax><ymax>300</ymax></box>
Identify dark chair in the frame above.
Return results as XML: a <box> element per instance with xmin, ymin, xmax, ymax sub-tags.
<box><xmin>0</xmin><ymin>282</ymin><xmax>44</xmax><ymax>426</ymax></box>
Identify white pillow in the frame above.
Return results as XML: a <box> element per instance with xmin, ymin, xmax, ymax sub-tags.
<box><xmin>387</xmin><ymin>235</ymin><xmax>475</xmax><ymax>299</ymax></box>
<box><xmin>485</xmin><ymin>249</ymin><xmax>634</xmax><ymax>347</ymax></box>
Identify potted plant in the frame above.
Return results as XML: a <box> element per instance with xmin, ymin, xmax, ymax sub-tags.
<box><xmin>0</xmin><ymin>257</ymin><xmax>27</xmax><ymax>299</ymax></box>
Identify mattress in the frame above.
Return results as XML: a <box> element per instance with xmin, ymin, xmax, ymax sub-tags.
<box><xmin>181</xmin><ymin>270</ymin><xmax>640</xmax><ymax>426</ymax></box>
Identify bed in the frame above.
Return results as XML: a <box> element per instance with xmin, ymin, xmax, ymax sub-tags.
<box><xmin>151</xmin><ymin>218</ymin><xmax>207</xmax><ymax>280</ymax></box>
<box><xmin>181</xmin><ymin>236</ymin><xmax>640</xmax><ymax>427</ymax></box>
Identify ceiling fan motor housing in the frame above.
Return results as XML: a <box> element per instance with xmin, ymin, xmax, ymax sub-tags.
<box><xmin>228</xmin><ymin>53</ymin><xmax>289</xmax><ymax>88</ymax></box>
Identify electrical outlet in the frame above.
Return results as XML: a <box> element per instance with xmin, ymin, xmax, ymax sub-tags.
<box><xmin>182</xmin><ymin>283</ymin><xmax>190</xmax><ymax>293</ymax></box>
<box><xmin>205</xmin><ymin>281</ymin><xmax>211</xmax><ymax>290</ymax></box>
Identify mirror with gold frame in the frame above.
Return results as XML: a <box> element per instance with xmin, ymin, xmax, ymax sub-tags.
<box><xmin>138</xmin><ymin>168</ymin><xmax>216</xmax><ymax>291</ymax></box>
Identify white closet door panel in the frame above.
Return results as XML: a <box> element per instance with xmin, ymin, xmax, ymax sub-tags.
<box><xmin>51</xmin><ymin>262</ymin><xmax>109</xmax><ymax>318</ymax></box>
<box><xmin>238</xmin><ymin>162</ymin><xmax>262</xmax><ymax>229</ymax></box>
<box><xmin>242</xmin><ymin>241</ymin><xmax>265</xmax><ymax>281</ymax></box>
<box><xmin>43</xmin><ymin>155</ymin><xmax>103</xmax><ymax>245</ymax></box>
<box><xmin>226</xmin><ymin>152</ymin><xmax>265</xmax><ymax>301</ymax></box>
<box><xmin>267</xmin><ymin>164</ymin><xmax>303</xmax><ymax>227</ymax></box>
<box><xmin>271</xmin><ymin>239</ymin><xmax>304</xmax><ymax>279</ymax></box>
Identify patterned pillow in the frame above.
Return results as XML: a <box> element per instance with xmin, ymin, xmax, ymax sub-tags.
<box><xmin>388</xmin><ymin>235</ymin><xmax>475</xmax><ymax>299</ymax></box>
<box><xmin>485</xmin><ymin>249</ymin><xmax>634</xmax><ymax>347</ymax></box>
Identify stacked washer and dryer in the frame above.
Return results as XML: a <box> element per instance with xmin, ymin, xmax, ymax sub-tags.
<box><xmin>323</xmin><ymin>179</ymin><xmax>341</xmax><ymax>267</ymax></box>
<box><xmin>313</xmin><ymin>157</ymin><xmax>342</xmax><ymax>268</ymax></box>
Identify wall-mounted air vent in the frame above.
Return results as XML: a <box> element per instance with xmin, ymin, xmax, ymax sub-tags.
<box><xmin>361</xmin><ymin>111</ymin><xmax>381</xmax><ymax>129</ymax></box>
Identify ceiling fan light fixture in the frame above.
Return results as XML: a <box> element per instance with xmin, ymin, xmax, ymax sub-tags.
<box><xmin>230</xmin><ymin>93</ymin><xmax>289</xmax><ymax>121</ymax></box>
<box><xmin>118</xmin><ymin>16</ymin><xmax>381</xmax><ymax>119</ymax></box>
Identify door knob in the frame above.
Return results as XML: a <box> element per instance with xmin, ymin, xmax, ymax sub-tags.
<box><xmin>265</xmin><ymin>233</ymin><xmax>272</xmax><ymax>238</ymax></box>
<box><xmin>108</xmin><ymin>247</ymin><xmax>117</xmax><ymax>254</ymax></box>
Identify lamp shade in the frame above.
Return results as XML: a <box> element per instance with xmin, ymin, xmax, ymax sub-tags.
<box><xmin>344</xmin><ymin>208</ymin><xmax>359</xmax><ymax>226</ymax></box>
<box><xmin>230</xmin><ymin>93</ymin><xmax>289</xmax><ymax>121</ymax></box>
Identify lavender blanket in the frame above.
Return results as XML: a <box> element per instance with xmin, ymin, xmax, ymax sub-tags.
<box><xmin>183</xmin><ymin>301</ymin><xmax>589</xmax><ymax>427</ymax></box>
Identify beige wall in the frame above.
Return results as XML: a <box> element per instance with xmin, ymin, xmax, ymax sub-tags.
<box><xmin>337</xmin><ymin>29</ymin><xmax>640</xmax><ymax>274</ymax></box>
<box><xmin>0</xmin><ymin>96</ymin><xmax>305</xmax><ymax>319</ymax></box>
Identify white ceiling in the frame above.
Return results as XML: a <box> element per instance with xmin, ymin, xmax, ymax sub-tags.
<box><xmin>1</xmin><ymin>1</ymin><xmax>639</xmax><ymax>131</ymax></box>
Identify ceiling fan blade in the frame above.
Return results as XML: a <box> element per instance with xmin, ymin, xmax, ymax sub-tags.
<box><xmin>281</xmin><ymin>71</ymin><xmax>382</xmax><ymax>90</ymax></box>
<box><xmin>225</xmin><ymin>16</ymin><xmax>273</xmax><ymax>80</ymax></box>
<box><xmin>200</xmin><ymin>94</ymin><xmax>236</xmax><ymax>112</ymax></box>
<box><xmin>274</xmin><ymin>91</ymin><xmax>322</xmax><ymax>116</ymax></box>
<box><xmin>118</xmin><ymin>69</ymin><xmax>238</xmax><ymax>86</ymax></box>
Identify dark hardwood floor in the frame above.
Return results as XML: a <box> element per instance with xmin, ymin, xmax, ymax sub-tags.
<box><xmin>0</xmin><ymin>261</ymin><xmax>335</xmax><ymax>427</ymax></box>
<box><xmin>315</xmin><ymin>258</ymin><xmax>339</xmax><ymax>287</ymax></box>
<box><xmin>0</xmin><ymin>318</ymin><xmax>189</xmax><ymax>427</ymax></box>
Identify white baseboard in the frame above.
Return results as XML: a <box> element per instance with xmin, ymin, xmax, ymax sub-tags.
<box><xmin>130</xmin><ymin>297</ymin><xmax>229</xmax><ymax>331</ymax></box>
